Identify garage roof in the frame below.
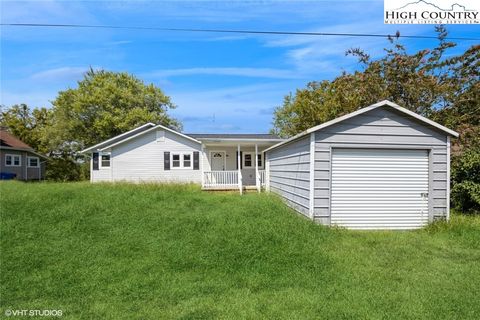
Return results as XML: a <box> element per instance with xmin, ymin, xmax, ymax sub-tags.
<box><xmin>264</xmin><ymin>100</ymin><xmax>459</xmax><ymax>153</ymax></box>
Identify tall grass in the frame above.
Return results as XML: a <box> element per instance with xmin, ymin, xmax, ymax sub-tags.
<box><xmin>1</xmin><ymin>182</ymin><xmax>479</xmax><ymax>319</ymax></box>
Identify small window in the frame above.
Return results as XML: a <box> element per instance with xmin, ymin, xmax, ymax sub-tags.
<box><xmin>101</xmin><ymin>154</ymin><xmax>110</xmax><ymax>167</ymax></box>
<box><xmin>171</xmin><ymin>153</ymin><xmax>192</xmax><ymax>169</ymax></box>
<box><xmin>5</xmin><ymin>154</ymin><xmax>21</xmax><ymax>167</ymax></box>
<box><xmin>244</xmin><ymin>153</ymin><xmax>252</xmax><ymax>167</ymax></box>
<box><xmin>172</xmin><ymin>154</ymin><xmax>181</xmax><ymax>168</ymax></box>
<box><xmin>28</xmin><ymin>157</ymin><xmax>39</xmax><ymax>168</ymax></box>
<box><xmin>183</xmin><ymin>154</ymin><xmax>191</xmax><ymax>168</ymax></box>
<box><xmin>257</xmin><ymin>154</ymin><xmax>262</xmax><ymax>167</ymax></box>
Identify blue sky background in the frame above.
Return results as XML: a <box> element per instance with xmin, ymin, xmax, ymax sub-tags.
<box><xmin>1</xmin><ymin>0</ymin><xmax>478</xmax><ymax>133</ymax></box>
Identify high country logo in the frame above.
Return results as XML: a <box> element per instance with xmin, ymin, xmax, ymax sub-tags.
<box><xmin>384</xmin><ymin>0</ymin><xmax>479</xmax><ymax>24</ymax></box>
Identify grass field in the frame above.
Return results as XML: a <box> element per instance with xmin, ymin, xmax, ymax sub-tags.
<box><xmin>1</xmin><ymin>182</ymin><xmax>479</xmax><ymax>319</ymax></box>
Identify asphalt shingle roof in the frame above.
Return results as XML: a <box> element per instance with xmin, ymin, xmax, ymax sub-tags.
<box><xmin>186</xmin><ymin>133</ymin><xmax>281</xmax><ymax>140</ymax></box>
<box><xmin>0</xmin><ymin>129</ymin><xmax>33</xmax><ymax>150</ymax></box>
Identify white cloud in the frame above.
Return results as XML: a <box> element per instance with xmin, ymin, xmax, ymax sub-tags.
<box><xmin>30</xmin><ymin>67</ymin><xmax>89</xmax><ymax>81</ymax></box>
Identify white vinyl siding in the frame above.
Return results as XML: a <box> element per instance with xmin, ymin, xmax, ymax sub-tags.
<box><xmin>331</xmin><ymin>149</ymin><xmax>429</xmax><ymax>230</ymax></box>
<box><xmin>102</xmin><ymin>130</ymin><xmax>201</xmax><ymax>183</ymax></box>
<box><xmin>201</xmin><ymin>146</ymin><xmax>267</xmax><ymax>186</ymax></box>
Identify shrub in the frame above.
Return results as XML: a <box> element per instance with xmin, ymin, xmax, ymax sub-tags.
<box><xmin>451</xmin><ymin>148</ymin><xmax>480</xmax><ymax>213</ymax></box>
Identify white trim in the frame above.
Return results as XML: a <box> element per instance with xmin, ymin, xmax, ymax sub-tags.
<box><xmin>309</xmin><ymin>132</ymin><xmax>315</xmax><ymax>220</ymax></box>
<box><xmin>209</xmin><ymin>150</ymin><xmax>226</xmax><ymax>171</ymax></box>
<box><xmin>195</xmin><ymin>138</ymin><xmax>283</xmax><ymax>142</ymax></box>
<box><xmin>170</xmin><ymin>152</ymin><xmax>194</xmax><ymax>170</ymax></box>
<box><xmin>264</xmin><ymin>100</ymin><xmax>459</xmax><ymax>153</ymax></box>
<box><xmin>0</xmin><ymin>147</ymin><xmax>48</xmax><ymax>159</ymax></box>
<box><xmin>255</xmin><ymin>144</ymin><xmax>260</xmax><ymax>192</ymax></box>
<box><xmin>446</xmin><ymin>135</ymin><xmax>451</xmax><ymax>221</ymax></box>
<box><xmin>201</xmin><ymin>145</ymin><xmax>205</xmax><ymax>186</ymax></box>
<box><xmin>82</xmin><ymin>123</ymin><xmax>201</xmax><ymax>153</ymax></box>
<box><xmin>243</xmin><ymin>152</ymin><xmax>254</xmax><ymax>168</ymax></box>
<box><xmin>256</xmin><ymin>153</ymin><xmax>264</xmax><ymax>169</ymax></box>
<box><xmin>80</xmin><ymin>123</ymin><xmax>155</xmax><ymax>153</ymax></box>
<box><xmin>99</xmin><ymin>152</ymin><xmax>111</xmax><ymax>169</ymax></box>
<box><xmin>237</xmin><ymin>144</ymin><xmax>242</xmax><ymax>195</ymax></box>
<box><xmin>27</xmin><ymin>156</ymin><xmax>40</xmax><ymax>168</ymax></box>
<box><xmin>5</xmin><ymin>154</ymin><xmax>21</xmax><ymax>167</ymax></box>
<box><xmin>265</xmin><ymin>152</ymin><xmax>270</xmax><ymax>192</ymax></box>
<box><xmin>98</xmin><ymin>124</ymin><xmax>201</xmax><ymax>151</ymax></box>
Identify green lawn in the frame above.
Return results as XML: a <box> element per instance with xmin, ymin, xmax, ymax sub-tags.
<box><xmin>1</xmin><ymin>182</ymin><xmax>479</xmax><ymax>319</ymax></box>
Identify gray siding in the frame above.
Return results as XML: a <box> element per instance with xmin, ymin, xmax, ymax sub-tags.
<box><xmin>267</xmin><ymin>135</ymin><xmax>311</xmax><ymax>217</ymax></box>
<box><xmin>313</xmin><ymin>107</ymin><xmax>448</xmax><ymax>224</ymax></box>
<box><xmin>0</xmin><ymin>149</ymin><xmax>45</xmax><ymax>180</ymax></box>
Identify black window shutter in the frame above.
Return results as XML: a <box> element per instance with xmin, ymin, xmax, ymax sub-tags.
<box><xmin>92</xmin><ymin>152</ymin><xmax>99</xmax><ymax>170</ymax></box>
<box><xmin>240</xmin><ymin>151</ymin><xmax>243</xmax><ymax>169</ymax></box>
<box><xmin>164</xmin><ymin>152</ymin><xmax>170</xmax><ymax>170</ymax></box>
<box><xmin>236</xmin><ymin>151</ymin><xmax>243</xmax><ymax>169</ymax></box>
<box><xmin>193</xmin><ymin>151</ymin><xmax>199</xmax><ymax>170</ymax></box>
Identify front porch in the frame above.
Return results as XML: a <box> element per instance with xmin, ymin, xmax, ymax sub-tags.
<box><xmin>200</xmin><ymin>143</ymin><xmax>268</xmax><ymax>194</ymax></box>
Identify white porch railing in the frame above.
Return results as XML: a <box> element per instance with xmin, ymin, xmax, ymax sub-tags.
<box><xmin>259</xmin><ymin>170</ymin><xmax>266</xmax><ymax>187</ymax></box>
<box><xmin>203</xmin><ymin>171</ymin><xmax>238</xmax><ymax>188</ymax></box>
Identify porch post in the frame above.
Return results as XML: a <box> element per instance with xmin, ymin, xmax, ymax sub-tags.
<box><xmin>200</xmin><ymin>144</ymin><xmax>205</xmax><ymax>188</ymax></box>
<box><xmin>255</xmin><ymin>144</ymin><xmax>260</xmax><ymax>192</ymax></box>
<box><xmin>237</xmin><ymin>144</ymin><xmax>243</xmax><ymax>195</ymax></box>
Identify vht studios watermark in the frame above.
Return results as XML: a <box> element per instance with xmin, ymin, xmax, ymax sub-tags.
<box><xmin>4</xmin><ymin>309</ymin><xmax>63</xmax><ymax>317</ymax></box>
<box><xmin>384</xmin><ymin>0</ymin><xmax>479</xmax><ymax>24</ymax></box>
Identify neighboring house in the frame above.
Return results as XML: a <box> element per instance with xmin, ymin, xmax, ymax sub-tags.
<box><xmin>264</xmin><ymin>100</ymin><xmax>459</xmax><ymax>230</ymax></box>
<box><xmin>0</xmin><ymin>129</ymin><xmax>47</xmax><ymax>180</ymax></box>
<box><xmin>80</xmin><ymin>124</ymin><xmax>283</xmax><ymax>192</ymax></box>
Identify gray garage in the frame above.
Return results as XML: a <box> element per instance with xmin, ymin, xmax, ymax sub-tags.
<box><xmin>265</xmin><ymin>100</ymin><xmax>459</xmax><ymax>230</ymax></box>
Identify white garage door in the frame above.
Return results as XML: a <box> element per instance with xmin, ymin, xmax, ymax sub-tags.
<box><xmin>331</xmin><ymin>149</ymin><xmax>429</xmax><ymax>230</ymax></box>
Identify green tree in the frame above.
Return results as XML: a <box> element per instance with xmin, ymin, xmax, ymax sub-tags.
<box><xmin>271</xmin><ymin>26</ymin><xmax>479</xmax><ymax>213</ymax></box>
<box><xmin>271</xmin><ymin>26</ymin><xmax>478</xmax><ymax>138</ymax></box>
<box><xmin>47</xmin><ymin>68</ymin><xmax>180</xmax><ymax>153</ymax></box>
<box><xmin>2</xmin><ymin>69</ymin><xmax>181</xmax><ymax>181</ymax></box>
<box><xmin>0</xmin><ymin>104</ymin><xmax>51</xmax><ymax>154</ymax></box>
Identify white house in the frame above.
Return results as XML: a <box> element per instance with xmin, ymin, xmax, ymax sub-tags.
<box><xmin>81</xmin><ymin>100</ymin><xmax>459</xmax><ymax>230</ymax></box>
<box><xmin>80</xmin><ymin>123</ymin><xmax>283</xmax><ymax>193</ymax></box>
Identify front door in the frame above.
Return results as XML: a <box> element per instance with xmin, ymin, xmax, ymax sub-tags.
<box><xmin>211</xmin><ymin>152</ymin><xmax>225</xmax><ymax>171</ymax></box>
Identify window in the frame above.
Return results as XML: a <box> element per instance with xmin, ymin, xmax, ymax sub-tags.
<box><xmin>242</xmin><ymin>153</ymin><xmax>263</xmax><ymax>168</ymax></box>
<box><xmin>183</xmin><ymin>154</ymin><xmax>191</xmax><ymax>168</ymax></box>
<box><xmin>28</xmin><ymin>157</ymin><xmax>39</xmax><ymax>168</ymax></box>
<box><xmin>172</xmin><ymin>154</ymin><xmax>181</xmax><ymax>168</ymax></box>
<box><xmin>243</xmin><ymin>153</ymin><xmax>253</xmax><ymax>168</ymax></box>
<box><xmin>5</xmin><ymin>154</ymin><xmax>21</xmax><ymax>167</ymax></box>
<box><xmin>171</xmin><ymin>152</ymin><xmax>192</xmax><ymax>169</ymax></box>
<box><xmin>100</xmin><ymin>153</ymin><xmax>110</xmax><ymax>168</ymax></box>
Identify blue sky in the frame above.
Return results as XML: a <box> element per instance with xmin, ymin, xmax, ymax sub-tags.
<box><xmin>1</xmin><ymin>0</ymin><xmax>478</xmax><ymax>133</ymax></box>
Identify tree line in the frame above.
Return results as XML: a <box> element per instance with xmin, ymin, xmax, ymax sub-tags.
<box><xmin>1</xmin><ymin>26</ymin><xmax>478</xmax><ymax>212</ymax></box>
